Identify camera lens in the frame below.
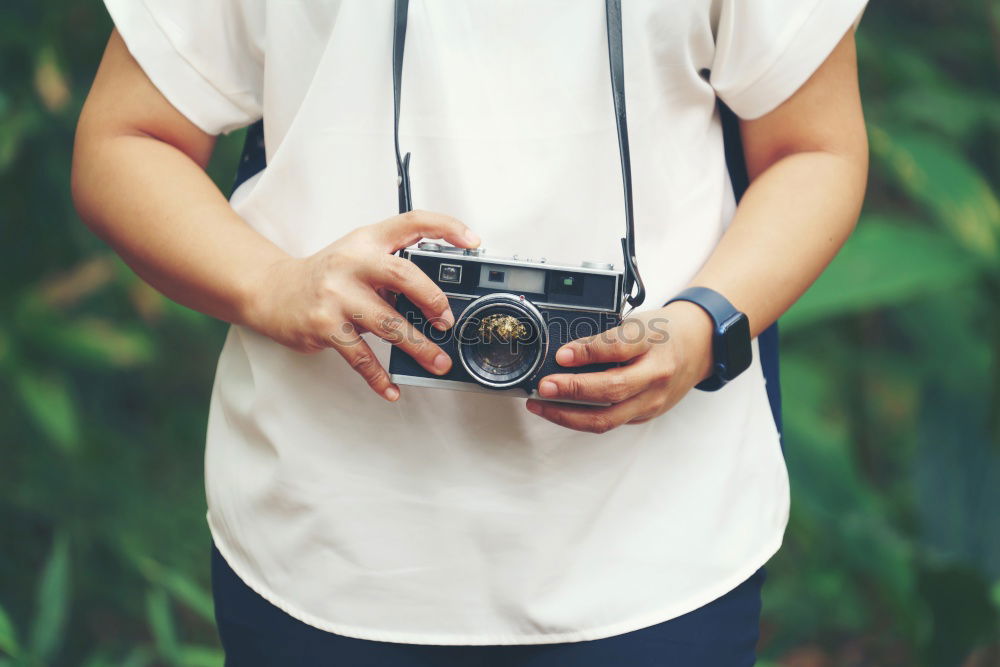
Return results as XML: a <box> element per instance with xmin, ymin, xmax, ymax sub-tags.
<box><xmin>455</xmin><ymin>294</ymin><xmax>547</xmax><ymax>388</ymax></box>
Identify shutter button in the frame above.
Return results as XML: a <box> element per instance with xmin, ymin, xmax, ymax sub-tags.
<box><xmin>582</xmin><ymin>260</ymin><xmax>614</xmax><ymax>270</ymax></box>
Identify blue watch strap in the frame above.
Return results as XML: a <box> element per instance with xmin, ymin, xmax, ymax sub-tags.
<box><xmin>667</xmin><ymin>287</ymin><xmax>739</xmax><ymax>328</ymax></box>
<box><xmin>665</xmin><ymin>287</ymin><xmax>747</xmax><ymax>391</ymax></box>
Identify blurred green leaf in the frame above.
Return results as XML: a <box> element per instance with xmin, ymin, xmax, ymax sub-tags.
<box><xmin>120</xmin><ymin>646</ymin><xmax>157</xmax><ymax>667</ymax></box>
<box><xmin>918</xmin><ymin>565</ymin><xmax>999</xmax><ymax>667</ymax></box>
<box><xmin>888</xmin><ymin>88</ymin><xmax>1000</xmax><ymax>141</ymax></box>
<box><xmin>29</xmin><ymin>533</ymin><xmax>70</xmax><ymax>662</ymax></box>
<box><xmin>892</xmin><ymin>292</ymin><xmax>993</xmax><ymax>394</ymax></box>
<box><xmin>0</xmin><ymin>327</ymin><xmax>11</xmax><ymax>370</ymax></box>
<box><xmin>870</xmin><ymin>126</ymin><xmax>1000</xmax><ymax>261</ymax></box>
<box><xmin>0</xmin><ymin>110</ymin><xmax>37</xmax><ymax>172</ymax></box>
<box><xmin>146</xmin><ymin>589</ymin><xmax>179</xmax><ymax>664</ymax></box>
<box><xmin>133</xmin><ymin>556</ymin><xmax>214</xmax><ymax>624</ymax></box>
<box><xmin>176</xmin><ymin>645</ymin><xmax>224</xmax><ymax>667</ymax></box>
<box><xmin>0</xmin><ymin>603</ymin><xmax>20</xmax><ymax>658</ymax></box>
<box><xmin>12</xmin><ymin>367</ymin><xmax>80</xmax><ymax>452</ymax></box>
<box><xmin>783</xmin><ymin>216</ymin><xmax>981</xmax><ymax>330</ymax></box>
<box><xmin>34</xmin><ymin>45</ymin><xmax>70</xmax><ymax>112</ymax></box>
<box><xmin>778</xmin><ymin>353</ymin><xmax>919</xmax><ymax>628</ymax></box>
<box><xmin>35</xmin><ymin>317</ymin><xmax>156</xmax><ymax>368</ymax></box>
<box><xmin>914</xmin><ymin>385</ymin><xmax>1000</xmax><ymax>577</ymax></box>
<box><xmin>82</xmin><ymin>651</ymin><xmax>119</xmax><ymax>667</ymax></box>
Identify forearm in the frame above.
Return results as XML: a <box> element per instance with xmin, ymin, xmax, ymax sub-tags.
<box><xmin>689</xmin><ymin>148</ymin><xmax>867</xmax><ymax>337</ymax></box>
<box><xmin>528</xmin><ymin>147</ymin><xmax>868</xmax><ymax>429</ymax></box>
<box><xmin>72</xmin><ymin>132</ymin><xmax>287</xmax><ymax>326</ymax></box>
<box><xmin>72</xmin><ymin>30</ymin><xmax>289</xmax><ymax>327</ymax></box>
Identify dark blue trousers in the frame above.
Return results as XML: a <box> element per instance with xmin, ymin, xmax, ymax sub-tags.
<box><xmin>211</xmin><ymin>544</ymin><xmax>764</xmax><ymax>666</ymax></box>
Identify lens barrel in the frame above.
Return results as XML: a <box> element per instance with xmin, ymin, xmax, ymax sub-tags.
<box><xmin>455</xmin><ymin>294</ymin><xmax>548</xmax><ymax>389</ymax></box>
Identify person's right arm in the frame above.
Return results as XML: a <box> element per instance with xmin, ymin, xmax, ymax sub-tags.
<box><xmin>72</xmin><ymin>31</ymin><xmax>480</xmax><ymax>401</ymax></box>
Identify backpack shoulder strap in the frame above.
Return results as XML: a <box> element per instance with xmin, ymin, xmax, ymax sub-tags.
<box><xmin>718</xmin><ymin>100</ymin><xmax>784</xmax><ymax>442</ymax></box>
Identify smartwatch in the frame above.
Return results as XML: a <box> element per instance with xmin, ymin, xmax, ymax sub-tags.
<box><xmin>665</xmin><ymin>287</ymin><xmax>752</xmax><ymax>391</ymax></box>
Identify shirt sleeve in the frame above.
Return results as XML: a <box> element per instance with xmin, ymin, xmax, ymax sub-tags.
<box><xmin>103</xmin><ymin>0</ymin><xmax>265</xmax><ymax>135</ymax></box>
<box><xmin>709</xmin><ymin>0</ymin><xmax>869</xmax><ymax>120</ymax></box>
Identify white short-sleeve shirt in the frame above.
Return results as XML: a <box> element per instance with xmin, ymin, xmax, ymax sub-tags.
<box><xmin>105</xmin><ymin>0</ymin><xmax>867</xmax><ymax>645</ymax></box>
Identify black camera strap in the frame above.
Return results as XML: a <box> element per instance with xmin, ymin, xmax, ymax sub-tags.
<box><xmin>604</xmin><ymin>0</ymin><xmax>645</xmax><ymax>308</ymax></box>
<box><xmin>392</xmin><ymin>0</ymin><xmax>645</xmax><ymax>309</ymax></box>
<box><xmin>392</xmin><ymin>0</ymin><xmax>412</xmax><ymax>215</ymax></box>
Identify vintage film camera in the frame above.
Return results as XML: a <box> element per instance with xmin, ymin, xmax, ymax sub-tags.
<box><xmin>387</xmin><ymin>0</ymin><xmax>645</xmax><ymax>405</ymax></box>
<box><xmin>388</xmin><ymin>244</ymin><xmax>626</xmax><ymax>405</ymax></box>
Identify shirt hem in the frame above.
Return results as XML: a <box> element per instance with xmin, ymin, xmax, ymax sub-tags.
<box><xmin>206</xmin><ymin>511</ymin><xmax>784</xmax><ymax>646</ymax></box>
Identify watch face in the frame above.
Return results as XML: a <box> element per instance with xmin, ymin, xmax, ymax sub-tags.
<box><xmin>719</xmin><ymin>314</ymin><xmax>752</xmax><ymax>379</ymax></box>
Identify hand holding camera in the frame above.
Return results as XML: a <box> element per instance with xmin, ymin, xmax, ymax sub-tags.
<box><xmin>244</xmin><ymin>209</ymin><xmax>481</xmax><ymax>401</ymax></box>
<box><xmin>524</xmin><ymin>301</ymin><xmax>715</xmax><ymax>434</ymax></box>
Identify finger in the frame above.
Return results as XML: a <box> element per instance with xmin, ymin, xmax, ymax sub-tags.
<box><xmin>555</xmin><ymin>320</ymin><xmax>653</xmax><ymax>367</ymax></box>
<box><xmin>377</xmin><ymin>209</ymin><xmax>480</xmax><ymax>252</ymax></box>
<box><xmin>524</xmin><ymin>394</ymin><xmax>647</xmax><ymax>434</ymax></box>
<box><xmin>376</xmin><ymin>287</ymin><xmax>397</xmax><ymax>306</ymax></box>
<box><xmin>325</xmin><ymin>323</ymin><xmax>399</xmax><ymax>401</ymax></box>
<box><xmin>536</xmin><ymin>362</ymin><xmax>661</xmax><ymax>405</ymax></box>
<box><xmin>365</xmin><ymin>254</ymin><xmax>454</xmax><ymax>330</ymax></box>
<box><xmin>349</xmin><ymin>299</ymin><xmax>453</xmax><ymax>377</ymax></box>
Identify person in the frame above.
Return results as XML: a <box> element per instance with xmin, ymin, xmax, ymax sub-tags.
<box><xmin>72</xmin><ymin>1</ymin><xmax>869</xmax><ymax>664</ymax></box>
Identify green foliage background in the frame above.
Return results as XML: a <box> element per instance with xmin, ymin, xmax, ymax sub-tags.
<box><xmin>1</xmin><ymin>2</ymin><xmax>998</xmax><ymax>665</ymax></box>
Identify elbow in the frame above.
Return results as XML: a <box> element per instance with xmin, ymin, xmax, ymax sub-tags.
<box><xmin>70</xmin><ymin>128</ymin><xmax>108</xmax><ymax>242</ymax></box>
<box><xmin>69</xmin><ymin>147</ymin><xmax>89</xmax><ymax>227</ymax></box>
<box><xmin>844</xmin><ymin>135</ymin><xmax>870</xmax><ymax>234</ymax></box>
<box><xmin>826</xmin><ymin>146</ymin><xmax>868</xmax><ymax>247</ymax></box>
<box><xmin>807</xmin><ymin>132</ymin><xmax>870</xmax><ymax>238</ymax></box>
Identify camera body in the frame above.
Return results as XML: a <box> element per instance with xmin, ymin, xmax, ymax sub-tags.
<box><xmin>388</xmin><ymin>242</ymin><xmax>624</xmax><ymax>405</ymax></box>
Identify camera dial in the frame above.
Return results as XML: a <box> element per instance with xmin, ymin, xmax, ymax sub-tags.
<box><xmin>582</xmin><ymin>260</ymin><xmax>614</xmax><ymax>270</ymax></box>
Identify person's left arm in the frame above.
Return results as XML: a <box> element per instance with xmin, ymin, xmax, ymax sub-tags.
<box><xmin>526</xmin><ymin>30</ymin><xmax>868</xmax><ymax>432</ymax></box>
